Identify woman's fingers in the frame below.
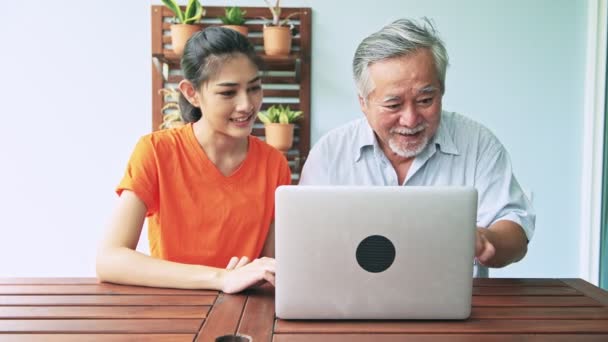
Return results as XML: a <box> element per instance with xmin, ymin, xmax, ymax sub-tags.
<box><xmin>264</xmin><ymin>270</ymin><xmax>276</xmax><ymax>286</ymax></box>
<box><xmin>226</xmin><ymin>256</ymin><xmax>252</xmax><ymax>270</ymax></box>
<box><xmin>235</xmin><ymin>256</ymin><xmax>250</xmax><ymax>269</ymax></box>
<box><xmin>226</xmin><ymin>256</ymin><xmax>239</xmax><ymax>270</ymax></box>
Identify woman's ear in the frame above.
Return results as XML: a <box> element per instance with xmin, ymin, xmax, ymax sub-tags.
<box><xmin>178</xmin><ymin>80</ymin><xmax>200</xmax><ymax>108</ymax></box>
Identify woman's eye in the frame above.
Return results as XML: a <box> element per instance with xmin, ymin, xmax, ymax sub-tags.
<box><xmin>219</xmin><ymin>90</ymin><xmax>236</xmax><ymax>97</ymax></box>
<box><xmin>248</xmin><ymin>85</ymin><xmax>262</xmax><ymax>93</ymax></box>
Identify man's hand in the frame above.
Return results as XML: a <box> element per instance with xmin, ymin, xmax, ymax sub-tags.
<box><xmin>475</xmin><ymin>222</ymin><xmax>528</xmax><ymax>268</ymax></box>
<box><xmin>475</xmin><ymin>228</ymin><xmax>496</xmax><ymax>266</ymax></box>
<box><xmin>221</xmin><ymin>256</ymin><xmax>276</xmax><ymax>294</ymax></box>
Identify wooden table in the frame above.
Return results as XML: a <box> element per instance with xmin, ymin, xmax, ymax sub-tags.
<box><xmin>1</xmin><ymin>278</ymin><xmax>607</xmax><ymax>341</ymax></box>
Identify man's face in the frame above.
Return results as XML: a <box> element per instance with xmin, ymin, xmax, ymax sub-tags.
<box><xmin>359</xmin><ymin>49</ymin><xmax>442</xmax><ymax>160</ymax></box>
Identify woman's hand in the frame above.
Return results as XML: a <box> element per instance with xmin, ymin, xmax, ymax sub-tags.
<box><xmin>221</xmin><ymin>256</ymin><xmax>276</xmax><ymax>294</ymax></box>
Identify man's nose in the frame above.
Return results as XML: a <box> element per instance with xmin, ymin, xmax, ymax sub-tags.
<box><xmin>398</xmin><ymin>104</ymin><xmax>419</xmax><ymax>127</ymax></box>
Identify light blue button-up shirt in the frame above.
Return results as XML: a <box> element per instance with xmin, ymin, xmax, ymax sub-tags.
<box><xmin>299</xmin><ymin>110</ymin><xmax>535</xmax><ymax>277</ymax></box>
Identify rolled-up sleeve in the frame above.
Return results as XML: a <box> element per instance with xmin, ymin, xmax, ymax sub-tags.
<box><xmin>475</xmin><ymin>136</ymin><xmax>535</xmax><ymax>241</ymax></box>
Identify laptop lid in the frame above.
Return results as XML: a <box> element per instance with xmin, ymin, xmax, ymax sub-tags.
<box><xmin>275</xmin><ymin>186</ymin><xmax>477</xmax><ymax>320</ymax></box>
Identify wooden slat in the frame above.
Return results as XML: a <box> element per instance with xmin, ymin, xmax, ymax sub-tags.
<box><xmin>274</xmin><ymin>319</ymin><xmax>608</xmax><ymax>334</ymax></box>
<box><xmin>273</xmin><ymin>334</ymin><xmax>608</xmax><ymax>342</ymax></box>
<box><xmin>0</xmin><ymin>335</ymin><xmax>194</xmax><ymax>342</ymax></box>
<box><xmin>0</xmin><ymin>284</ymin><xmax>217</xmax><ymax>295</ymax></box>
<box><xmin>561</xmin><ymin>278</ymin><xmax>608</xmax><ymax>306</ymax></box>
<box><xmin>156</xmin><ymin>50</ymin><xmax>299</xmax><ymax>70</ymax></box>
<box><xmin>0</xmin><ymin>295</ymin><xmax>216</xmax><ymax>306</ymax></box>
<box><xmin>152</xmin><ymin>6</ymin><xmax>163</xmax><ymax>55</ymax></box>
<box><xmin>262</xmin><ymin>89</ymin><xmax>299</xmax><ymax>98</ymax></box>
<box><xmin>237</xmin><ymin>285</ymin><xmax>275</xmax><ymax>342</ymax></box>
<box><xmin>473</xmin><ymin>286</ymin><xmax>581</xmax><ymax>296</ymax></box>
<box><xmin>160</xmin><ymin>6</ymin><xmax>304</xmax><ymax>20</ymax></box>
<box><xmin>166</xmin><ymin>75</ymin><xmax>299</xmax><ymax>85</ymax></box>
<box><xmin>195</xmin><ymin>293</ymin><xmax>248</xmax><ymax>342</ymax></box>
<box><xmin>296</xmin><ymin>8</ymin><xmax>312</xmax><ymax>156</ymax></box>
<box><xmin>470</xmin><ymin>307</ymin><xmax>608</xmax><ymax>319</ymax></box>
<box><xmin>473</xmin><ymin>278</ymin><xmax>568</xmax><ymax>287</ymax></box>
<box><xmin>261</xmin><ymin>76</ymin><xmax>297</xmax><ymax>84</ymax></box>
<box><xmin>0</xmin><ymin>278</ymin><xmax>99</xmax><ymax>285</ymax></box>
<box><xmin>0</xmin><ymin>319</ymin><xmax>203</xmax><ymax>334</ymax></box>
<box><xmin>0</xmin><ymin>305</ymin><xmax>210</xmax><ymax>319</ymax></box>
<box><xmin>162</xmin><ymin>34</ymin><xmax>302</xmax><ymax>47</ymax></box>
<box><xmin>162</xmin><ymin>24</ymin><xmax>305</xmax><ymax>35</ymax></box>
<box><xmin>472</xmin><ymin>295</ymin><xmax>602</xmax><ymax>307</ymax></box>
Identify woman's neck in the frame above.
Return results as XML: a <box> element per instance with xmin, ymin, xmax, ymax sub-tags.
<box><xmin>192</xmin><ymin>119</ymin><xmax>249</xmax><ymax>164</ymax></box>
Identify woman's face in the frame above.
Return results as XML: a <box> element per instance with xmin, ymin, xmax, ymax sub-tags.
<box><xmin>197</xmin><ymin>54</ymin><xmax>263</xmax><ymax>139</ymax></box>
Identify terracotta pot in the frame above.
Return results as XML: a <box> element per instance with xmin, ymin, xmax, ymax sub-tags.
<box><xmin>170</xmin><ymin>24</ymin><xmax>202</xmax><ymax>56</ymax></box>
<box><xmin>222</xmin><ymin>25</ymin><xmax>249</xmax><ymax>37</ymax></box>
<box><xmin>263</xmin><ymin>26</ymin><xmax>292</xmax><ymax>56</ymax></box>
<box><xmin>264</xmin><ymin>123</ymin><xmax>294</xmax><ymax>152</ymax></box>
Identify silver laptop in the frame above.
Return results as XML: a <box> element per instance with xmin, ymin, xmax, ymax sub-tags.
<box><xmin>275</xmin><ymin>186</ymin><xmax>477</xmax><ymax>320</ymax></box>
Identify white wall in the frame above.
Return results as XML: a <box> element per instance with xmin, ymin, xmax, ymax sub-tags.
<box><xmin>0</xmin><ymin>0</ymin><xmax>591</xmax><ymax>278</ymax></box>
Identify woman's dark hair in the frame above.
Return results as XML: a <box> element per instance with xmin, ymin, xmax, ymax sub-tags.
<box><xmin>179</xmin><ymin>27</ymin><xmax>261</xmax><ymax>123</ymax></box>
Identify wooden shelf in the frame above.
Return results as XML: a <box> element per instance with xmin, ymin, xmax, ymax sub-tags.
<box><xmin>152</xmin><ymin>52</ymin><xmax>302</xmax><ymax>67</ymax></box>
<box><xmin>151</xmin><ymin>5</ymin><xmax>312</xmax><ymax>181</ymax></box>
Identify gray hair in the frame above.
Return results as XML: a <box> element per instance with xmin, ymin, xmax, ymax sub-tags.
<box><xmin>353</xmin><ymin>17</ymin><xmax>449</xmax><ymax>100</ymax></box>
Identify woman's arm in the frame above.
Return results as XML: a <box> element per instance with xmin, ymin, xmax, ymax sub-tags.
<box><xmin>96</xmin><ymin>190</ymin><xmax>274</xmax><ymax>292</ymax></box>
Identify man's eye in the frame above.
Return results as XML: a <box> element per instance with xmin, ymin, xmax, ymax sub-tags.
<box><xmin>418</xmin><ymin>97</ymin><xmax>433</xmax><ymax>105</ymax></box>
<box><xmin>384</xmin><ymin>104</ymin><xmax>401</xmax><ymax>110</ymax></box>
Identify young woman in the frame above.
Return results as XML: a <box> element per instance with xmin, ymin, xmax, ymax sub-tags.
<box><xmin>96</xmin><ymin>27</ymin><xmax>291</xmax><ymax>293</ymax></box>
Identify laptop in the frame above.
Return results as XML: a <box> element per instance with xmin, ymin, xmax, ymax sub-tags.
<box><xmin>274</xmin><ymin>186</ymin><xmax>477</xmax><ymax>320</ymax></box>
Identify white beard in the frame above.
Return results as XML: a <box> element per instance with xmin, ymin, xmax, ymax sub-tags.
<box><xmin>387</xmin><ymin>124</ymin><xmax>429</xmax><ymax>158</ymax></box>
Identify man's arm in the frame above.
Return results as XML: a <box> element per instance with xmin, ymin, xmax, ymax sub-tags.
<box><xmin>475</xmin><ymin>220</ymin><xmax>528</xmax><ymax>268</ymax></box>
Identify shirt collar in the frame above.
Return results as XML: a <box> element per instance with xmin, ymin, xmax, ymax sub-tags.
<box><xmin>354</xmin><ymin>118</ymin><xmax>377</xmax><ymax>162</ymax></box>
<box><xmin>432</xmin><ymin>111</ymin><xmax>460</xmax><ymax>156</ymax></box>
<box><xmin>354</xmin><ymin>111</ymin><xmax>459</xmax><ymax>163</ymax></box>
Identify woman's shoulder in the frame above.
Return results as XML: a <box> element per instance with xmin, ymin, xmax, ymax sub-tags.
<box><xmin>138</xmin><ymin>124</ymin><xmax>192</xmax><ymax>153</ymax></box>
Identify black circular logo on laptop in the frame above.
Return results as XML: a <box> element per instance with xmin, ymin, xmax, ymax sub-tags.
<box><xmin>355</xmin><ymin>235</ymin><xmax>395</xmax><ymax>273</ymax></box>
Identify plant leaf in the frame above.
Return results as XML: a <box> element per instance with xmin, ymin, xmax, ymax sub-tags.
<box><xmin>184</xmin><ymin>0</ymin><xmax>203</xmax><ymax>24</ymax></box>
<box><xmin>289</xmin><ymin>111</ymin><xmax>302</xmax><ymax>123</ymax></box>
<box><xmin>257</xmin><ymin>112</ymin><xmax>272</xmax><ymax>124</ymax></box>
<box><xmin>279</xmin><ymin>12</ymin><xmax>301</xmax><ymax>27</ymax></box>
<box><xmin>162</xmin><ymin>0</ymin><xmax>184</xmax><ymax>23</ymax></box>
<box><xmin>279</xmin><ymin>112</ymin><xmax>289</xmax><ymax>124</ymax></box>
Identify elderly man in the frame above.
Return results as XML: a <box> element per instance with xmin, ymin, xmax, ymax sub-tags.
<box><xmin>299</xmin><ymin>18</ymin><xmax>535</xmax><ymax>277</ymax></box>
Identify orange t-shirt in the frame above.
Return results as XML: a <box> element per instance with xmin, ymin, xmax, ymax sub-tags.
<box><xmin>117</xmin><ymin>124</ymin><xmax>292</xmax><ymax>268</ymax></box>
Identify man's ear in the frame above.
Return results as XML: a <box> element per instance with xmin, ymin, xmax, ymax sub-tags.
<box><xmin>178</xmin><ymin>80</ymin><xmax>200</xmax><ymax>108</ymax></box>
<box><xmin>358</xmin><ymin>94</ymin><xmax>369</xmax><ymax>116</ymax></box>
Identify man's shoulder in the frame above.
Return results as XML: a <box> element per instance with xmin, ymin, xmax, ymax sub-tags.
<box><xmin>316</xmin><ymin>117</ymin><xmax>368</xmax><ymax>148</ymax></box>
<box><xmin>441</xmin><ymin>111</ymin><xmax>503</xmax><ymax>152</ymax></box>
<box><xmin>443</xmin><ymin>111</ymin><xmax>499</xmax><ymax>140</ymax></box>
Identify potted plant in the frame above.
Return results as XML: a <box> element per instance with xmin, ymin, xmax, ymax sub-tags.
<box><xmin>159</xmin><ymin>88</ymin><xmax>185</xmax><ymax>129</ymax></box>
<box><xmin>257</xmin><ymin>104</ymin><xmax>302</xmax><ymax>151</ymax></box>
<box><xmin>262</xmin><ymin>0</ymin><xmax>300</xmax><ymax>56</ymax></box>
<box><xmin>220</xmin><ymin>6</ymin><xmax>248</xmax><ymax>37</ymax></box>
<box><xmin>162</xmin><ymin>0</ymin><xmax>204</xmax><ymax>56</ymax></box>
